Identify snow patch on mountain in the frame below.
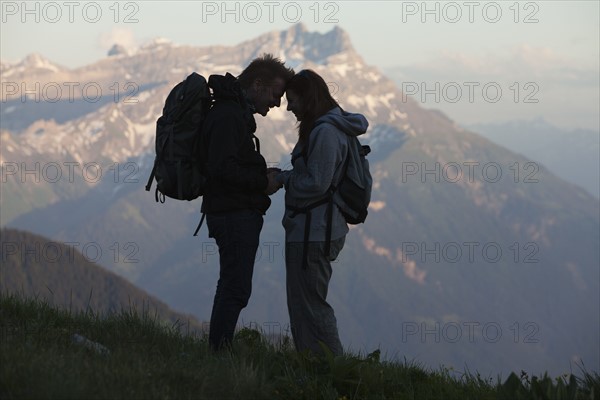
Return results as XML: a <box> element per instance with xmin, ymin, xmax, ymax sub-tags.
<box><xmin>3</xmin><ymin>25</ymin><xmax>410</xmax><ymax>180</ymax></box>
<box><xmin>365</xmin><ymin>71</ymin><xmax>381</xmax><ymax>82</ymax></box>
<box><xmin>141</xmin><ymin>37</ymin><xmax>174</xmax><ymax>49</ymax></box>
<box><xmin>275</xmin><ymin>133</ymin><xmax>295</xmax><ymax>153</ymax></box>
<box><xmin>266</xmin><ymin>105</ymin><xmax>287</xmax><ymax>121</ymax></box>
<box><xmin>361</xmin><ymin>232</ymin><xmax>427</xmax><ymax>285</ymax></box>
<box><xmin>131</xmin><ymin>120</ymin><xmax>155</xmax><ymax>150</ymax></box>
<box><xmin>346</xmin><ymin>94</ymin><xmax>381</xmax><ymax>117</ymax></box>
<box><xmin>369</xmin><ymin>201</ymin><xmax>386</xmax><ymax>211</ymax></box>
<box><xmin>2</xmin><ymin>53</ymin><xmax>63</xmax><ymax>78</ymax></box>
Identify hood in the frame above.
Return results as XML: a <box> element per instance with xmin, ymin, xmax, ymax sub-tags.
<box><xmin>208</xmin><ymin>73</ymin><xmax>245</xmax><ymax>103</ymax></box>
<box><xmin>208</xmin><ymin>73</ymin><xmax>257</xmax><ymax>133</ymax></box>
<box><xmin>315</xmin><ymin>107</ymin><xmax>369</xmax><ymax>137</ymax></box>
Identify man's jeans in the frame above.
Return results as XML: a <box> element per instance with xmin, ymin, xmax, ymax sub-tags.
<box><xmin>206</xmin><ymin>209</ymin><xmax>263</xmax><ymax>350</ymax></box>
<box><xmin>285</xmin><ymin>236</ymin><xmax>345</xmax><ymax>356</ymax></box>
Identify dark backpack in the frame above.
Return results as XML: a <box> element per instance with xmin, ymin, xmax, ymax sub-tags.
<box><xmin>145</xmin><ymin>72</ymin><xmax>212</xmax><ymax>233</ymax></box>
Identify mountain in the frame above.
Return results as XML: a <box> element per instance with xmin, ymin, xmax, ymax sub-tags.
<box><xmin>1</xmin><ymin>24</ymin><xmax>598</xmax><ymax>377</ymax></box>
<box><xmin>0</xmin><ymin>228</ymin><xmax>205</xmax><ymax>333</ymax></box>
<box><xmin>465</xmin><ymin>118</ymin><xmax>600</xmax><ymax>198</ymax></box>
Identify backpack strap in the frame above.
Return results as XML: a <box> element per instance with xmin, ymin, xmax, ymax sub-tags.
<box><xmin>145</xmin><ymin>160</ymin><xmax>157</xmax><ymax>192</ymax></box>
<box><xmin>252</xmin><ymin>134</ymin><xmax>261</xmax><ymax>154</ymax></box>
<box><xmin>323</xmin><ymin>194</ymin><xmax>334</xmax><ymax>258</ymax></box>
<box><xmin>286</xmin><ymin>191</ymin><xmax>334</xmax><ymax>269</ymax></box>
<box><xmin>193</xmin><ymin>212</ymin><xmax>206</xmax><ymax>236</ymax></box>
<box><xmin>145</xmin><ymin>121</ymin><xmax>174</xmax><ymax>201</ymax></box>
<box><xmin>177</xmin><ymin>160</ymin><xmax>183</xmax><ymax>200</ymax></box>
<box><xmin>155</xmin><ymin>188</ymin><xmax>165</xmax><ymax>203</ymax></box>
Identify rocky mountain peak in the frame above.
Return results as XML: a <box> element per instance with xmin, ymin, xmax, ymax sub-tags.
<box><xmin>107</xmin><ymin>44</ymin><xmax>130</xmax><ymax>57</ymax></box>
<box><xmin>283</xmin><ymin>23</ymin><xmax>355</xmax><ymax>62</ymax></box>
<box><xmin>20</xmin><ymin>53</ymin><xmax>62</xmax><ymax>72</ymax></box>
<box><xmin>243</xmin><ymin>24</ymin><xmax>356</xmax><ymax>66</ymax></box>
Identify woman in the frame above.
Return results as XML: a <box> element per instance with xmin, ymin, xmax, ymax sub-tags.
<box><xmin>275</xmin><ymin>70</ymin><xmax>369</xmax><ymax>356</ymax></box>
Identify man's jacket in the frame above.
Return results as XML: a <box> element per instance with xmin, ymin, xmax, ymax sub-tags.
<box><xmin>201</xmin><ymin>73</ymin><xmax>270</xmax><ymax>214</ymax></box>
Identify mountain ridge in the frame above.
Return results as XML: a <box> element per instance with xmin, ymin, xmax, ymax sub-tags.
<box><xmin>466</xmin><ymin>118</ymin><xmax>600</xmax><ymax>198</ymax></box>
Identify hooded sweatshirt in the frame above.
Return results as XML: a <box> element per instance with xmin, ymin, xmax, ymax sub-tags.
<box><xmin>277</xmin><ymin>107</ymin><xmax>369</xmax><ymax>242</ymax></box>
<box><xmin>200</xmin><ymin>73</ymin><xmax>270</xmax><ymax>214</ymax></box>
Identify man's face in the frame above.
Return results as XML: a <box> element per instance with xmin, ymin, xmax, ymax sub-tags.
<box><xmin>251</xmin><ymin>77</ymin><xmax>286</xmax><ymax>116</ymax></box>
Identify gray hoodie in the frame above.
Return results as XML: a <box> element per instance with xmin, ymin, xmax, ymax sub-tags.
<box><xmin>277</xmin><ymin>107</ymin><xmax>369</xmax><ymax>242</ymax></box>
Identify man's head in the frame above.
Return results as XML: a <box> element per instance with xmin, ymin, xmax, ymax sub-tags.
<box><xmin>238</xmin><ymin>54</ymin><xmax>295</xmax><ymax>116</ymax></box>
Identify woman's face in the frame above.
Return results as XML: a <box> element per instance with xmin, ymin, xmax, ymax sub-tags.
<box><xmin>286</xmin><ymin>90</ymin><xmax>305</xmax><ymax>121</ymax></box>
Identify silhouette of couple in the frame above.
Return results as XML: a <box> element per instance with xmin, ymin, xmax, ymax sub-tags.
<box><xmin>201</xmin><ymin>54</ymin><xmax>369</xmax><ymax>355</ymax></box>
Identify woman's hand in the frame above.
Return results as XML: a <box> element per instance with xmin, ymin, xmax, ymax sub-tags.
<box><xmin>265</xmin><ymin>170</ymin><xmax>283</xmax><ymax>195</ymax></box>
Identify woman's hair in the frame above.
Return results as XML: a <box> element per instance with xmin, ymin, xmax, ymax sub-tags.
<box><xmin>286</xmin><ymin>69</ymin><xmax>341</xmax><ymax>144</ymax></box>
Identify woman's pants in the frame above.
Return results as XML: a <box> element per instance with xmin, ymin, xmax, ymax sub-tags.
<box><xmin>285</xmin><ymin>236</ymin><xmax>345</xmax><ymax>356</ymax></box>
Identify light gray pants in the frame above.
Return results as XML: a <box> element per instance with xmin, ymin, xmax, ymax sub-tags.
<box><xmin>285</xmin><ymin>236</ymin><xmax>345</xmax><ymax>356</ymax></box>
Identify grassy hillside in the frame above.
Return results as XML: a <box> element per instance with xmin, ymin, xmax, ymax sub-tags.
<box><xmin>1</xmin><ymin>294</ymin><xmax>598</xmax><ymax>400</ymax></box>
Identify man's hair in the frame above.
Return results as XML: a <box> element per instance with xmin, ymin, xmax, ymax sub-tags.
<box><xmin>238</xmin><ymin>53</ymin><xmax>295</xmax><ymax>88</ymax></box>
<box><xmin>286</xmin><ymin>69</ymin><xmax>341</xmax><ymax>144</ymax></box>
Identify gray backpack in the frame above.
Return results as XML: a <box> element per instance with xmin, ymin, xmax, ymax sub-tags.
<box><xmin>333</xmin><ymin>136</ymin><xmax>372</xmax><ymax>224</ymax></box>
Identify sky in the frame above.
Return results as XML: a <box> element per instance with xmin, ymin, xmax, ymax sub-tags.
<box><xmin>1</xmin><ymin>0</ymin><xmax>599</xmax><ymax>130</ymax></box>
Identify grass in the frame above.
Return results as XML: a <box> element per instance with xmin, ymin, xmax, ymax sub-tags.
<box><xmin>0</xmin><ymin>293</ymin><xmax>597</xmax><ymax>400</ymax></box>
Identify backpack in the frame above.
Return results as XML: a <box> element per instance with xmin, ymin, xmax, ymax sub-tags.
<box><xmin>287</xmin><ymin>128</ymin><xmax>372</xmax><ymax>268</ymax></box>
<box><xmin>334</xmin><ymin>136</ymin><xmax>372</xmax><ymax>224</ymax></box>
<box><xmin>145</xmin><ymin>72</ymin><xmax>212</xmax><ymax>234</ymax></box>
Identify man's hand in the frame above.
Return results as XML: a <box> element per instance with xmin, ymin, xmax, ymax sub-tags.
<box><xmin>265</xmin><ymin>170</ymin><xmax>283</xmax><ymax>195</ymax></box>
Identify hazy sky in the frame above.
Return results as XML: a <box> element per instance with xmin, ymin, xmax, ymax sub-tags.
<box><xmin>1</xmin><ymin>1</ymin><xmax>599</xmax><ymax>130</ymax></box>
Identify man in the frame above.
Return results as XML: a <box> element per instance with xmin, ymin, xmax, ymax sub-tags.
<box><xmin>201</xmin><ymin>54</ymin><xmax>294</xmax><ymax>350</ymax></box>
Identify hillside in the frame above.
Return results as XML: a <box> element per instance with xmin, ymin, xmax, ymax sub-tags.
<box><xmin>0</xmin><ymin>228</ymin><xmax>204</xmax><ymax>334</ymax></box>
<box><xmin>1</xmin><ymin>294</ymin><xmax>598</xmax><ymax>399</ymax></box>
<box><xmin>466</xmin><ymin>118</ymin><xmax>600</xmax><ymax>198</ymax></box>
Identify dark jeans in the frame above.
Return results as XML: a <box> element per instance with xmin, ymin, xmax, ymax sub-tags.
<box><xmin>206</xmin><ymin>209</ymin><xmax>263</xmax><ymax>350</ymax></box>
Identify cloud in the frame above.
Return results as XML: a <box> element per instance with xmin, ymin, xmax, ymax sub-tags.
<box><xmin>384</xmin><ymin>44</ymin><xmax>599</xmax><ymax>131</ymax></box>
<box><xmin>414</xmin><ymin>45</ymin><xmax>562</xmax><ymax>75</ymax></box>
<box><xmin>510</xmin><ymin>44</ymin><xmax>563</xmax><ymax>68</ymax></box>
<box><xmin>97</xmin><ymin>28</ymin><xmax>138</xmax><ymax>51</ymax></box>
<box><xmin>396</xmin><ymin>44</ymin><xmax>599</xmax><ymax>86</ymax></box>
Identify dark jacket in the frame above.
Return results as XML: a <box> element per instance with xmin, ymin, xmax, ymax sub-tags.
<box><xmin>200</xmin><ymin>73</ymin><xmax>270</xmax><ymax>214</ymax></box>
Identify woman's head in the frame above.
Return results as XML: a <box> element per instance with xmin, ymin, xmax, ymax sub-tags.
<box><xmin>286</xmin><ymin>69</ymin><xmax>340</xmax><ymax>143</ymax></box>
